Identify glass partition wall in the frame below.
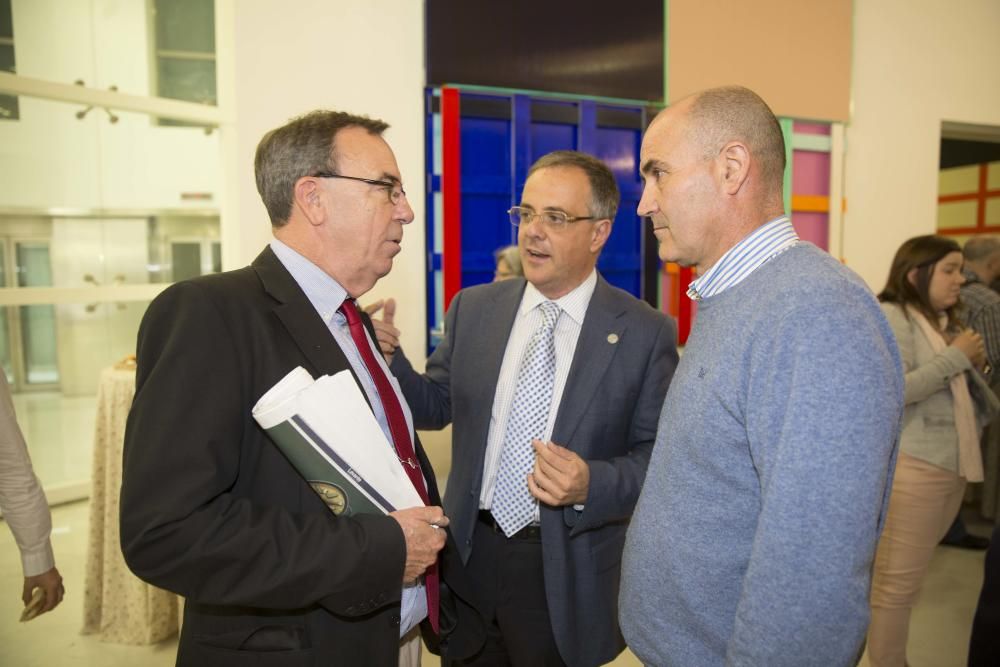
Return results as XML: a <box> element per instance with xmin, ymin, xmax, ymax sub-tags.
<box><xmin>0</xmin><ymin>0</ymin><xmax>222</xmax><ymax>503</ymax></box>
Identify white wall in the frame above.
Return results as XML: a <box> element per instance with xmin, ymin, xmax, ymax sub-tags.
<box><xmin>0</xmin><ymin>0</ymin><xmax>220</xmax><ymax>211</ymax></box>
<box><xmin>222</xmin><ymin>0</ymin><xmax>428</xmax><ymax>365</ymax></box>
<box><xmin>844</xmin><ymin>0</ymin><xmax>1000</xmax><ymax>290</ymax></box>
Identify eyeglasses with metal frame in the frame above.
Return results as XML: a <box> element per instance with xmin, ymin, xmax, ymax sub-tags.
<box><xmin>312</xmin><ymin>171</ymin><xmax>407</xmax><ymax>205</ymax></box>
<box><xmin>507</xmin><ymin>206</ymin><xmax>598</xmax><ymax>229</ymax></box>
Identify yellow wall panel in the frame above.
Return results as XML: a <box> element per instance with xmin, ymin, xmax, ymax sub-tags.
<box><xmin>939</xmin><ymin>165</ymin><xmax>980</xmax><ymax>196</ymax></box>
<box><xmin>937</xmin><ymin>201</ymin><xmax>979</xmax><ymax>230</ymax></box>
<box><xmin>988</xmin><ymin>161</ymin><xmax>1000</xmax><ymax>190</ymax></box>
<box><xmin>986</xmin><ymin>198</ymin><xmax>1000</xmax><ymax>227</ymax></box>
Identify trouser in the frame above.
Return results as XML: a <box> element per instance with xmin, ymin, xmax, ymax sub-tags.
<box><xmin>868</xmin><ymin>453</ymin><xmax>966</xmax><ymax>667</ymax></box>
<box><xmin>399</xmin><ymin>625</ymin><xmax>422</xmax><ymax>667</ymax></box>
<box><xmin>444</xmin><ymin>513</ymin><xmax>566</xmax><ymax>667</ymax></box>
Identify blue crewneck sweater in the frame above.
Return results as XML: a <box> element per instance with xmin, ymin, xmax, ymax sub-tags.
<box><xmin>620</xmin><ymin>243</ymin><xmax>903</xmax><ymax>666</ymax></box>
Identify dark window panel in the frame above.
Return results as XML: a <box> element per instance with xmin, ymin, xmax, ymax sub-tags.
<box><xmin>0</xmin><ymin>0</ymin><xmax>12</xmax><ymax>39</ymax></box>
<box><xmin>427</xmin><ymin>0</ymin><xmax>663</xmax><ymax>102</ymax></box>
<box><xmin>157</xmin><ymin>57</ymin><xmax>217</xmax><ymax>105</ymax></box>
<box><xmin>155</xmin><ymin>0</ymin><xmax>215</xmax><ymax>53</ymax></box>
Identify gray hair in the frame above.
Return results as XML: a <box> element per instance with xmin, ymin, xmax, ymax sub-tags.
<box><xmin>494</xmin><ymin>244</ymin><xmax>523</xmax><ymax>276</ymax></box>
<box><xmin>254</xmin><ymin>110</ymin><xmax>389</xmax><ymax>226</ymax></box>
<box><xmin>963</xmin><ymin>236</ymin><xmax>1000</xmax><ymax>263</ymax></box>
<box><xmin>526</xmin><ymin>150</ymin><xmax>620</xmax><ymax>222</ymax></box>
<box><xmin>687</xmin><ymin>85</ymin><xmax>786</xmax><ymax>191</ymax></box>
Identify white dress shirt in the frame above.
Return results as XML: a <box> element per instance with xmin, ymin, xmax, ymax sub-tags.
<box><xmin>480</xmin><ymin>270</ymin><xmax>598</xmax><ymax>521</ymax></box>
<box><xmin>0</xmin><ymin>372</ymin><xmax>55</xmax><ymax>577</ymax></box>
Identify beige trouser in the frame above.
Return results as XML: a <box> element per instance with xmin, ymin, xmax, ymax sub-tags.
<box><xmin>399</xmin><ymin>625</ymin><xmax>422</xmax><ymax>667</ymax></box>
<box><xmin>868</xmin><ymin>453</ymin><xmax>966</xmax><ymax>667</ymax></box>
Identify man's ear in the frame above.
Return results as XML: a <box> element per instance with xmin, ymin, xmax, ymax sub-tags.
<box><xmin>719</xmin><ymin>141</ymin><xmax>750</xmax><ymax>195</ymax></box>
<box><xmin>590</xmin><ymin>218</ymin><xmax>612</xmax><ymax>254</ymax></box>
<box><xmin>293</xmin><ymin>176</ymin><xmax>326</xmax><ymax>226</ymax></box>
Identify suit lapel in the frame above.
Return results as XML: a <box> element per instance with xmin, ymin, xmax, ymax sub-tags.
<box><xmin>552</xmin><ymin>276</ymin><xmax>627</xmax><ymax>447</ymax></box>
<box><xmin>252</xmin><ymin>247</ymin><xmax>361</xmax><ymax>390</ymax></box>
<box><xmin>467</xmin><ymin>280</ymin><xmax>526</xmax><ymax>451</ymax></box>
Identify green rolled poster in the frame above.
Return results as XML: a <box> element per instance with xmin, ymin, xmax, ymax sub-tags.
<box><xmin>252</xmin><ymin>367</ymin><xmax>424</xmax><ymax>517</ymax></box>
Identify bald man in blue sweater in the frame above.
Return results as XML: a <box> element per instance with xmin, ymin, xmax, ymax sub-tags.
<box><xmin>620</xmin><ymin>86</ymin><xmax>904</xmax><ymax>666</ymax></box>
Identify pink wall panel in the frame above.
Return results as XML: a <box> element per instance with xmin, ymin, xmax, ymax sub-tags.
<box><xmin>792</xmin><ymin>150</ymin><xmax>831</xmax><ymax>195</ymax></box>
<box><xmin>792</xmin><ymin>211</ymin><xmax>829</xmax><ymax>251</ymax></box>
<box><xmin>793</xmin><ymin>121</ymin><xmax>831</xmax><ymax>136</ymax></box>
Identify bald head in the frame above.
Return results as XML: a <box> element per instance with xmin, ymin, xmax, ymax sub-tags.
<box><xmin>964</xmin><ymin>236</ymin><xmax>1000</xmax><ymax>263</ymax></box>
<box><xmin>658</xmin><ymin>86</ymin><xmax>786</xmax><ymax>194</ymax></box>
<box><xmin>963</xmin><ymin>236</ymin><xmax>1000</xmax><ymax>283</ymax></box>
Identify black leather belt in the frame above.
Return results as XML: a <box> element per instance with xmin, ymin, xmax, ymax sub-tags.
<box><xmin>477</xmin><ymin>510</ymin><xmax>542</xmax><ymax>540</ymax></box>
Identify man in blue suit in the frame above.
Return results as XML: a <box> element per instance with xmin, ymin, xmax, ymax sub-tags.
<box><xmin>378</xmin><ymin>150</ymin><xmax>678</xmax><ymax>666</ymax></box>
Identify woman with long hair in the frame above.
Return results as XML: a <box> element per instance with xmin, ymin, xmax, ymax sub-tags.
<box><xmin>869</xmin><ymin>234</ymin><xmax>997</xmax><ymax>665</ymax></box>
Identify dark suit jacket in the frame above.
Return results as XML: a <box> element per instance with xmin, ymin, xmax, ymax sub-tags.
<box><xmin>120</xmin><ymin>247</ymin><xmax>482</xmax><ymax>667</ymax></box>
<box><xmin>391</xmin><ymin>275</ymin><xmax>678</xmax><ymax>667</ymax></box>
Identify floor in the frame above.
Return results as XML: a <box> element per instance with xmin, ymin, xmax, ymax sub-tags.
<box><xmin>0</xmin><ymin>426</ymin><xmax>989</xmax><ymax>666</ymax></box>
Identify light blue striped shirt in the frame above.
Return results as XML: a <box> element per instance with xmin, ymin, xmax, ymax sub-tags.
<box><xmin>687</xmin><ymin>216</ymin><xmax>799</xmax><ymax>301</ymax></box>
<box><xmin>270</xmin><ymin>239</ymin><xmax>425</xmax><ymax>638</ymax></box>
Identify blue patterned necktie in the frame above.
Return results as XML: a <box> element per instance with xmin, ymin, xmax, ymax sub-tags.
<box><xmin>492</xmin><ymin>300</ymin><xmax>561</xmax><ymax>537</ymax></box>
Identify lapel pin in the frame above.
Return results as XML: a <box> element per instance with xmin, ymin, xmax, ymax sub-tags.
<box><xmin>607</xmin><ymin>333</ymin><xmax>619</xmax><ymax>344</ymax></box>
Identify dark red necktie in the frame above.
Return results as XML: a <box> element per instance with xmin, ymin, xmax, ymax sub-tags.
<box><xmin>339</xmin><ymin>298</ymin><xmax>439</xmax><ymax>634</ymax></box>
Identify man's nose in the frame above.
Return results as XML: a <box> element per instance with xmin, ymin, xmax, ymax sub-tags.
<box><xmin>398</xmin><ymin>197</ymin><xmax>415</xmax><ymax>224</ymax></box>
<box><xmin>637</xmin><ymin>181</ymin><xmax>658</xmax><ymax>217</ymax></box>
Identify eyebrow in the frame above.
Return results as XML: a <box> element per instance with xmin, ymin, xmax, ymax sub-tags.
<box><xmin>379</xmin><ymin>173</ymin><xmax>402</xmax><ymax>186</ymax></box>
<box><xmin>518</xmin><ymin>204</ymin><xmax>572</xmax><ymax>214</ymax></box>
<box><xmin>640</xmin><ymin>159</ymin><xmax>667</xmax><ymax>176</ymax></box>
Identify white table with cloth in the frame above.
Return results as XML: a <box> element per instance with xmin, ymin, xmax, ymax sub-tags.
<box><xmin>82</xmin><ymin>361</ymin><xmax>181</xmax><ymax>644</ymax></box>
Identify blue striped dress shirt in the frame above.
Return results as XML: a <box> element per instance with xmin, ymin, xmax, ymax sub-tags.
<box><xmin>687</xmin><ymin>216</ymin><xmax>799</xmax><ymax>301</ymax></box>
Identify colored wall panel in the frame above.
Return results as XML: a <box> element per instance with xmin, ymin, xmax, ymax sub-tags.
<box><xmin>938</xmin><ymin>165</ymin><xmax>980</xmax><ymax>195</ymax></box>
<box><xmin>792</xmin><ymin>212</ymin><xmax>829</xmax><ymax>251</ymax></box>
<box><xmin>793</xmin><ymin>122</ymin><xmax>831</xmax><ymax>136</ymax></box>
<box><xmin>426</xmin><ymin>0</ymin><xmax>664</xmax><ymax>102</ymax></box>
<box><xmin>667</xmin><ymin>0</ymin><xmax>851</xmax><ymax>120</ymax></box>
<box><xmin>792</xmin><ymin>151</ymin><xmax>830</xmax><ymax>196</ymax></box>
<box><xmin>937</xmin><ymin>201</ymin><xmax>979</xmax><ymax>229</ymax></box>
<box><xmin>989</xmin><ymin>161</ymin><xmax>1000</xmax><ymax>190</ymax></box>
<box><xmin>987</xmin><ymin>197</ymin><xmax>1000</xmax><ymax>226</ymax></box>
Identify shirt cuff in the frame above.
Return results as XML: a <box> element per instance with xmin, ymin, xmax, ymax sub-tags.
<box><xmin>20</xmin><ymin>541</ymin><xmax>55</xmax><ymax>578</ymax></box>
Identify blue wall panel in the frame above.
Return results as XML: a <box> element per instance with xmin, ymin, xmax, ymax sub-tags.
<box><xmin>426</xmin><ymin>88</ymin><xmax>652</xmax><ymax>350</ymax></box>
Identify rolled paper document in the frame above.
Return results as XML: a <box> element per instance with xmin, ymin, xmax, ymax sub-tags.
<box><xmin>19</xmin><ymin>587</ymin><xmax>44</xmax><ymax>622</ymax></box>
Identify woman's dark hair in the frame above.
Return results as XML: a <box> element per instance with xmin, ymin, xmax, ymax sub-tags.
<box><xmin>878</xmin><ymin>234</ymin><xmax>964</xmax><ymax>332</ymax></box>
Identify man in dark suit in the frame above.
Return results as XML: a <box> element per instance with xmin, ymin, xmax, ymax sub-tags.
<box><xmin>376</xmin><ymin>150</ymin><xmax>678</xmax><ymax>666</ymax></box>
<box><xmin>120</xmin><ymin>111</ymin><xmax>482</xmax><ymax>666</ymax></box>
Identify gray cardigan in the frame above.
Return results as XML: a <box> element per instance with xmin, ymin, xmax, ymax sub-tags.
<box><xmin>881</xmin><ymin>302</ymin><xmax>992</xmax><ymax>472</ymax></box>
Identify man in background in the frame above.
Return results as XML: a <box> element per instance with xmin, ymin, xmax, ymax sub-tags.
<box><xmin>0</xmin><ymin>372</ymin><xmax>64</xmax><ymax>620</ymax></box>
<box><xmin>376</xmin><ymin>150</ymin><xmax>677</xmax><ymax>666</ymax></box>
<box><xmin>940</xmin><ymin>235</ymin><xmax>1000</xmax><ymax>549</ymax></box>
<box><xmin>619</xmin><ymin>85</ymin><xmax>903</xmax><ymax>666</ymax></box>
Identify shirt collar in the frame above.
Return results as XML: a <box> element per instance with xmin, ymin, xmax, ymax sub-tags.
<box><xmin>270</xmin><ymin>238</ymin><xmax>348</xmax><ymax>322</ymax></box>
<box><xmin>688</xmin><ymin>215</ymin><xmax>798</xmax><ymax>301</ymax></box>
<box><xmin>519</xmin><ymin>269</ymin><xmax>597</xmax><ymax>326</ymax></box>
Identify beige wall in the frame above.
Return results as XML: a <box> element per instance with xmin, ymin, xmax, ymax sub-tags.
<box><xmin>215</xmin><ymin>0</ymin><xmax>1000</xmax><ymax>355</ymax></box>
<box><xmin>220</xmin><ymin>0</ymin><xmax>428</xmax><ymax>367</ymax></box>
<box><xmin>668</xmin><ymin>0</ymin><xmax>852</xmax><ymax>120</ymax></box>
<box><xmin>844</xmin><ymin>0</ymin><xmax>1000</xmax><ymax>290</ymax></box>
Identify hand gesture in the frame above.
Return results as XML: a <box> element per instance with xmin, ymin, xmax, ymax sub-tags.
<box><xmin>389</xmin><ymin>506</ymin><xmax>448</xmax><ymax>584</ymax></box>
<box><xmin>21</xmin><ymin>566</ymin><xmax>64</xmax><ymax>619</ymax></box>
<box><xmin>527</xmin><ymin>440</ymin><xmax>590</xmax><ymax>506</ymax></box>
<box><xmin>952</xmin><ymin>329</ymin><xmax>987</xmax><ymax>369</ymax></box>
<box><xmin>363</xmin><ymin>298</ymin><xmax>400</xmax><ymax>363</ymax></box>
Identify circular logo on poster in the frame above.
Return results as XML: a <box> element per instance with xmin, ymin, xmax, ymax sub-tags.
<box><xmin>310</xmin><ymin>481</ymin><xmax>348</xmax><ymax>516</ymax></box>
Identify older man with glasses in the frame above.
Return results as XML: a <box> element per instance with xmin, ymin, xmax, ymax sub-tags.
<box><xmin>372</xmin><ymin>150</ymin><xmax>678</xmax><ymax>666</ymax></box>
<box><xmin>120</xmin><ymin>110</ymin><xmax>483</xmax><ymax>667</ymax></box>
